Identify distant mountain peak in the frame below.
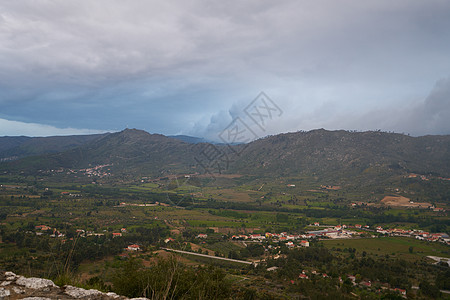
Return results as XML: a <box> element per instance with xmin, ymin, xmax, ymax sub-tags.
<box><xmin>119</xmin><ymin>128</ymin><xmax>150</xmax><ymax>135</ymax></box>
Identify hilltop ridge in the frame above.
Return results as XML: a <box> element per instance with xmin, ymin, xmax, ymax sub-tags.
<box><xmin>1</xmin><ymin>128</ymin><xmax>449</xmax><ymax>185</ymax></box>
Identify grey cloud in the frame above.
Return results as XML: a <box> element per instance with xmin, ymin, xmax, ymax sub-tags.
<box><xmin>0</xmin><ymin>1</ymin><xmax>449</xmax><ymax>136</ymax></box>
<box><xmin>399</xmin><ymin>78</ymin><xmax>450</xmax><ymax>136</ymax></box>
<box><xmin>195</xmin><ymin>78</ymin><xmax>450</xmax><ymax>141</ymax></box>
<box><xmin>300</xmin><ymin>78</ymin><xmax>450</xmax><ymax>136</ymax></box>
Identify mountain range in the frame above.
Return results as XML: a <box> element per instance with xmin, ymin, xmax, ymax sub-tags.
<box><xmin>1</xmin><ymin>129</ymin><xmax>450</xmax><ymax>183</ymax></box>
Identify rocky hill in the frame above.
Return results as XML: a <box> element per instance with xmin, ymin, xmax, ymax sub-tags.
<box><xmin>0</xmin><ymin>133</ymin><xmax>108</xmax><ymax>161</ymax></box>
<box><xmin>231</xmin><ymin>129</ymin><xmax>450</xmax><ymax>179</ymax></box>
<box><xmin>0</xmin><ymin>271</ymin><xmax>147</xmax><ymax>300</ymax></box>
<box><xmin>1</xmin><ymin>129</ymin><xmax>205</xmax><ymax>176</ymax></box>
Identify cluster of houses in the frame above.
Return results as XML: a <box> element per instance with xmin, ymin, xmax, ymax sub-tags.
<box><xmin>313</xmin><ymin>222</ymin><xmax>370</xmax><ymax>229</ymax></box>
<box><xmin>34</xmin><ymin>225</ymin><xmax>132</xmax><ymax>240</ymax></box>
<box><xmin>60</xmin><ymin>192</ymin><xmax>81</xmax><ymax>197</ymax></box>
<box><xmin>310</xmin><ymin>222</ymin><xmax>450</xmax><ymax>244</ymax></box>
<box><xmin>74</xmin><ymin>228</ymin><xmax>127</xmax><ymax>238</ymax></box>
<box><xmin>307</xmin><ymin>223</ymin><xmax>363</xmax><ymax>239</ymax></box>
<box><xmin>345</xmin><ymin>275</ymin><xmax>407</xmax><ymax>297</ymax></box>
<box><xmin>230</xmin><ymin>232</ymin><xmax>310</xmax><ymax>247</ymax></box>
<box><xmin>375</xmin><ymin>226</ymin><xmax>449</xmax><ymax>244</ymax></box>
<box><xmin>293</xmin><ymin>271</ymin><xmax>406</xmax><ymax>298</ymax></box>
<box><xmin>34</xmin><ymin>225</ymin><xmax>65</xmax><ymax>238</ymax></box>
<box><xmin>112</xmin><ymin>228</ymin><xmax>127</xmax><ymax>238</ymax></box>
<box><xmin>429</xmin><ymin>205</ymin><xmax>446</xmax><ymax>212</ymax></box>
<box><xmin>64</xmin><ymin>164</ymin><xmax>112</xmax><ymax>178</ymax></box>
<box><xmin>298</xmin><ymin>269</ymin><xmax>329</xmax><ymax>279</ymax></box>
<box><xmin>407</xmin><ymin>173</ymin><xmax>450</xmax><ymax>182</ymax></box>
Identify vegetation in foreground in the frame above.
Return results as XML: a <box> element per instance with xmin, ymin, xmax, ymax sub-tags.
<box><xmin>0</xmin><ymin>151</ymin><xmax>449</xmax><ymax>299</ymax></box>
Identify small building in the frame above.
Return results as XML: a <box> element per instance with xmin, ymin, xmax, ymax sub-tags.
<box><xmin>300</xmin><ymin>240</ymin><xmax>310</xmax><ymax>247</ymax></box>
<box><xmin>121</xmin><ymin>228</ymin><xmax>127</xmax><ymax>233</ymax></box>
<box><xmin>127</xmin><ymin>244</ymin><xmax>140</xmax><ymax>251</ymax></box>
<box><xmin>112</xmin><ymin>232</ymin><xmax>122</xmax><ymax>238</ymax></box>
<box><xmin>197</xmin><ymin>234</ymin><xmax>208</xmax><ymax>239</ymax></box>
<box><xmin>393</xmin><ymin>288</ymin><xmax>406</xmax><ymax>296</ymax></box>
<box><xmin>35</xmin><ymin>225</ymin><xmax>52</xmax><ymax>231</ymax></box>
<box><xmin>249</xmin><ymin>234</ymin><xmax>265</xmax><ymax>240</ymax></box>
<box><xmin>232</xmin><ymin>235</ymin><xmax>248</xmax><ymax>240</ymax></box>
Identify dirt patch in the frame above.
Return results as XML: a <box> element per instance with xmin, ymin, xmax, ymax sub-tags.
<box><xmin>321</xmin><ymin>185</ymin><xmax>341</xmax><ymax>190</ymax></box>
<box><xmin>170</xmin><ymin>229</ymin><xmax>181</xmax><ymax>235</ymax></box>
<box><xmin>143</xmin><ymin>250</ymin><xmax>196</xmax><ymax>266</ymax></box>
<box><xmin>381</xmin><ymin>196</ymin><xmax>431</xmax><ymax>208</ymax></box>
<box><xmin>189</xmin><ymin>243</ymin><xmax>213</xmax><ymax>255</ymax></box>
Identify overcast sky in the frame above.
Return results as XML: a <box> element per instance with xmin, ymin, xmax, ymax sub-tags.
<box><xmin>1</xmin><ymin>0</ymin><xmax>449</xmax><ymax>140</ymax></box>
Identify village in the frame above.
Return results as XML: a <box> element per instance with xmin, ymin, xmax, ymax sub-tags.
<box><xmin>30</xmin><ymin>222</ymin><xmax>448</xmax><ymax>299</ymax></box>
<box><xmin>32</xmin><ymin>221</ymin><xmax>450</xmax><ymax>248</ymax></box>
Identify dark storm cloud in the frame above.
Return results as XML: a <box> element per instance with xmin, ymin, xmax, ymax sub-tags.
<box><xmin>381</xmin><ymin>78</ymin><xmax>450</xmax><ymax>136</ymax></box>
<box><xmin>0</xmin><ymin>1</ymin><xmax>449</xmax><ymax>136</ymax></box>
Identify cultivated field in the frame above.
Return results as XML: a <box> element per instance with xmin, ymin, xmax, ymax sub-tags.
<box><xmin>380</xmin><ymin>195</ymin><xmax>431</xmax><ymax>208</ymax></box>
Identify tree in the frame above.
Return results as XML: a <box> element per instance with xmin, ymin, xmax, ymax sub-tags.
<box><xmin>419</xmin><ymin>280</ymin><xmax>440</xmax><ymax>298</ymax></box>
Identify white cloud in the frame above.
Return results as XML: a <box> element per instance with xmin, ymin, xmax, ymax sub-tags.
<box><xmin>0</xmin><ymin>118</ymin><xmax>108</xmax><ymax>137</ymax></box>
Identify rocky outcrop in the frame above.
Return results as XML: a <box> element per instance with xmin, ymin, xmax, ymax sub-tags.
<box><xmin>0</xmin><ymin>271</ymin><xmax>148</xmax><ymax>300</ymax></box>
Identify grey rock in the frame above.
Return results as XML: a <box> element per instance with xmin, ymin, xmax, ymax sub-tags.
<box><xmin>0</xmin><ymin>287</ymin><xmax>11</xmax><ymax>298</ymax></box>
<box><xmin>5</xmin><ymin>271</ymin><xmax>17</xmax><ymax>281</ymax></box>
<box><xmin>16</xmin><ymin>276</ymin><xmax>57</xmax><ymax>289</ymax></box>
<box><xmin>64</xmin><ymin>285</ymin><xmax>103</xmax><ymax>298</ymax></box>
<box><xmin>13</xmin><ymin>286</ymin><xmax>25</xmax><ymax>294</ymax></box>
<box><xmin>106</xmin><ymin>292</ymin><xmax>121</xmax><ymax>298</ymax></box>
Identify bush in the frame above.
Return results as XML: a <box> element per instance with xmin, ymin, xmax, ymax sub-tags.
<box><xmin>112</xmin><ymin>256</ymin><xmax>232</xmax><ymax>299</ymax></box>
